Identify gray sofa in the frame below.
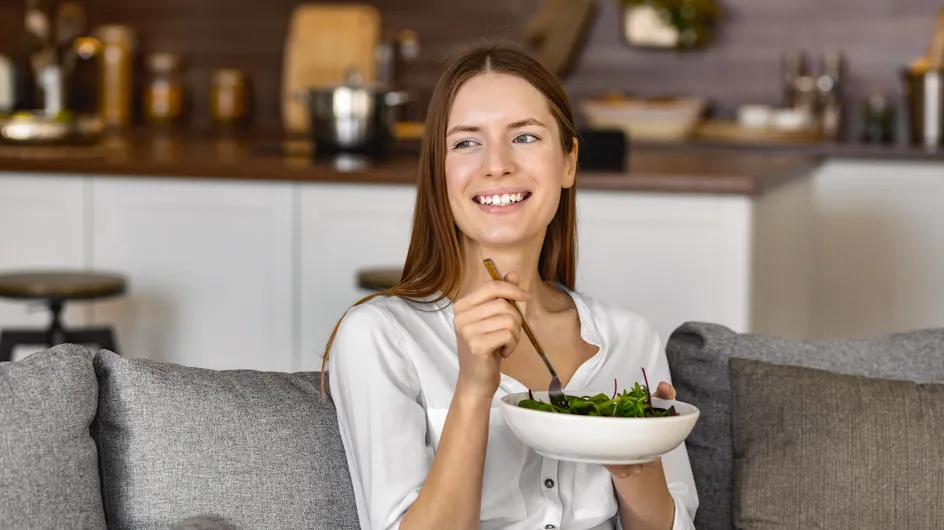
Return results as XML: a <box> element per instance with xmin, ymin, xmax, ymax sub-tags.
<box><xmin>2</xmin><ymin>322</ymin><xmax>943</xmax><ymax>530</ymax></box>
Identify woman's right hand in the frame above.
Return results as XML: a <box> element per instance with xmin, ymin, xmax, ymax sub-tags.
<box><xmin>453</xmin><ymin>272</ymin><xmax>529</xmax><ymax>401</ymax></box>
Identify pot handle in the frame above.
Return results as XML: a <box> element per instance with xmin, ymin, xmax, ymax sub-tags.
<box><xmin>385</xmin><ymin>91</ymin><xmax>411</xmax><ymax>107</ymax></box>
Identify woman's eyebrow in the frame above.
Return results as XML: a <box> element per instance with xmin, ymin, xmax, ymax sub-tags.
<box><xmin>445</xmin><ymin>118</ymin><xmax>547</xmax><ymax>137</ymax></box>
<box><xmin>507</xmin><ymin>118</ymin><xmax>547</xmax><ymax>129</ymax></box>
<box><xmin>446</xmin><ymin>124</ymin><xmax>480</xmax><ymax>136</ymax></box>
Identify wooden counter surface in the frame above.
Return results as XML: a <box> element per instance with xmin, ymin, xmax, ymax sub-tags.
<box><xmin>0</xmin><ymin>133</ymin><xmax>820</xmax><ymax>196</ymax></box>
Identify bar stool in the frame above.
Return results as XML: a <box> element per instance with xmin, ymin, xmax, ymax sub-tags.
<box><xmin>0</xmin><ymin>270</ymin><xmax>127</xmax><ymax>362</ymax></box>
<box><xmin>356</xmin><ymin>267</ymin><xmax>402</xmax><ymax>292</ymax></box>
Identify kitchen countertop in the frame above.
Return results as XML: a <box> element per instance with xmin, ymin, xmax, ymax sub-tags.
<box><xmin>0</xmin><ymin>131</ymin><xmax>821</xmax><ymax>196</ymax></box>
<box><xmin>632</xmin><ymin>137</ymin><xmax>944</xmax><ymax>161</ymax></box>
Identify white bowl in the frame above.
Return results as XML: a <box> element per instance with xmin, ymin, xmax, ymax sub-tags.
<box><xmin>499</xmin><ymin>391</ymin><xmax>700</xmax><ymax>465</ymax></box>
<box><xmin>581</xmin><ymin>97</ymin><xmax>707</xmax><ymax>142</ymax></box>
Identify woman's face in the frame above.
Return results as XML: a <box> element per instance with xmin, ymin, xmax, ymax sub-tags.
<box><xmin>444</xmin><ymin>72</ymin><xmax>577</xmax><ymax>250</ymax></box>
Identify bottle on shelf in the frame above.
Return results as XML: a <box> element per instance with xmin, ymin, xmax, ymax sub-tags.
<box><xmin>816</xmin><ymin>50</ymin><xmax>845</xmax><ymax>141</ymax></box>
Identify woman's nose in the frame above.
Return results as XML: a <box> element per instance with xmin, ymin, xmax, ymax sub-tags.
<box><xmin>483</xmin><ymin>143</ymin><xmax>514</xmax><ymax>177</ymax></box>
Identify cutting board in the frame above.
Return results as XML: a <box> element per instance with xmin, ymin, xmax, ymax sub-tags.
<box><xmin>695</xmin><ymin>120</ymin><xmax>823</xmax><ymax>144</ymax></box>
<box><xmin>523</xmin><ymin>0</ymin><xmax>596</xmax><ymax>78</ymax></box>
<box><xmin>282</xmin><ymin>4</ymin><xmax>381</xmax><ymax>134</ymax></box>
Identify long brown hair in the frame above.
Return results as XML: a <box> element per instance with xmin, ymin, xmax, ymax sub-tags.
<box><xmin>320</xmin><ymin>43</ymin><xmax>579</xmax><ymax>393</ymax></box>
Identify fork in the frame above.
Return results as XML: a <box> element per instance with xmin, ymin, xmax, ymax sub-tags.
<box><xmin>483</xmin><ymin>259</ymin><xmax>569</xmax><ymax>409</ymax></box>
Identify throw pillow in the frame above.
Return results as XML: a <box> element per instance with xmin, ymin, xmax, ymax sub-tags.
<box><xmin>729</xmin><ymin>357</ymin><xmax>944</xmax><ymax>530</ymax></box>
<box><xmin>664</xmin><ymin>322</ymin><xmax>944</xmax><ymax>530</ymax></box>
<box><xmin>92</xmin><ymin>350</ymin><xmax>359</xmax><ymax>530</ymax></box>
<box><xmin>0</xmin><ymin>344</ymin><xmax>106</xmax><ymax>530</ymax></box>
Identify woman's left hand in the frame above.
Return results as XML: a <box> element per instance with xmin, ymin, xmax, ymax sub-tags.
<box><xmin>604</xmin><ymin>381</ymin><xmax>676</xmax><ymax>479</ymax></box>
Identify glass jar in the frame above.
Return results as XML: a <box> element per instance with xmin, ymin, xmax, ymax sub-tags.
<box><xmin>93</xmin><ymin>25</ymin><xmax>136</xmax><ymax>128</ymax></box>
<box><xmin>144</xmin><ymin>53</ymin><xmax>184</xmax><ymax>126</ymax></box>
<box><xmin>210</xmin><ymin>69</ymin><xmax>247</xmax><ymax>128</ymax></box>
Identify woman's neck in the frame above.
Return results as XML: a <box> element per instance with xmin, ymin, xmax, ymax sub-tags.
<box><xmin>457</xmin><ymin>235</ymin><xmax>555</xmax><ymax>317</ymax></box>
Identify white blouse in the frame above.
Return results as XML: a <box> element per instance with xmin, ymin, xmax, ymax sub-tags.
<box><xmin>328</xmin><ymin>289</ymin><xmax>698</xmax><ymax>530</ymax></box>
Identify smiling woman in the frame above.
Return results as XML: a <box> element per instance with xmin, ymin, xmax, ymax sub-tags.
<box><xmin>321</xmin><ymin>44</ymin><xmax>698</xmax><ymax>530</ymax></box>
<box><xmin>445</xmin><ymin>73</ymin><xmax>576</xmax><ymax>249</ymax></box>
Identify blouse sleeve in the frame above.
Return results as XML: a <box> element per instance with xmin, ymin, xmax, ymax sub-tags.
<box><xmin>327</xmin><ymin>303</ymin><xmax>433</xmax><ymax>530</ymax></box>
<box><xmin>643</xmin><ymin>326</ymin><xmax>699</xmax><ymax>530</ymax></box>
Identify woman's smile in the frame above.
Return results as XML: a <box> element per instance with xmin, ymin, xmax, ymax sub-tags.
<box><xmin>472</xmin><ymin>189</ymin><xmax>534</xmax><ymax>213</ymax></box>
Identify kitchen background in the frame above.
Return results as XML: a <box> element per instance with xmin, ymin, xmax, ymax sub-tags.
<box><xmin>2</xmin><ymin>0</ymin><xmax>944</xmax><ymax>373</ymax></box>
<box><xmin>0</xmin><ymin>0</ymin><xmax>940</xmax><ymax>136</ymax></box>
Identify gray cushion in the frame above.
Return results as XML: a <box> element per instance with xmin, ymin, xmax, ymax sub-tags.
<box><xmin>665</xmin><ymin>322</ymin><xmax>944</xmax><ymax>530</ymax></box>
<box><xmin>92</xmin><ymin>350</ymin><xmax>359</xmax><ymax>530</ymax></box>
<box><xmin>728</xmin><ymin>357</ymin><xmax>944</xmax><ymax>530</ymax></box>
<box><xmin>0</xmin><ymin>344</ymin><xmax>106</xmax><ymax>530</ymax></box>
<box><xmin>170</xmin><ymin>515</ymin><xmax>239</xmax><ymax>530</ymax></box>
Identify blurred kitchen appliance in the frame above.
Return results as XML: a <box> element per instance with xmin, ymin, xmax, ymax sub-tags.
<box><xmin>282</xmin><ymin>4</ymin><xmax>381</xmax><ymax>134</ymax></box>
<box><xmin>577</xmin><ymin>128</ymin><xmax>626</xmax><ymax>171</ymax></box>
<box><xmin>296</xmin><ymin>66</ymin><xmax>409</xmax><ymax>168</ymax></box>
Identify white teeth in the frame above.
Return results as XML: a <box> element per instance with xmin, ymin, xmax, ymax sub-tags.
<box><xmin>476</xmin><ymin>192</ymin><xmax>528</xmax><ymax>207</ymax></box>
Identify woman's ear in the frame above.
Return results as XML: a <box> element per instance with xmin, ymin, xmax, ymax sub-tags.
<box><xmin>563</xmin><ymin>137</ymin><xmax>579</xmax><ymax>189</ymax></box>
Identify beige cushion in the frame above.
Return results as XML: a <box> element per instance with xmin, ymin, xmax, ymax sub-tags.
<box><xmin>728</xmin><ymin>357</ymin><xmax>944</xmax><ymax>530</ymax></box>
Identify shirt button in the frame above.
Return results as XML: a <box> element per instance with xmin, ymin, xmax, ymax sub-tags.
<box><xmin>544</xmin><ymin>478</ymin><xmax>555</xmax><ymax>488</ymax></box>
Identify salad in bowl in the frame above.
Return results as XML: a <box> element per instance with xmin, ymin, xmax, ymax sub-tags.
<box><xmin>500</xmin><ymin>369</ymin><xmax>700</xmax><ymax>464</ymax></box>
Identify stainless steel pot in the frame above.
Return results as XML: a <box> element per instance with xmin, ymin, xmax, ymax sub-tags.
<box><xmin>297</xmin><ymin>68</ymin><xmax>410</xmax><ymax>162</ymax></box>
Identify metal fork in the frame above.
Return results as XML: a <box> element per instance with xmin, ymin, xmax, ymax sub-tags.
<box><xmin>483</xmin><ymin>259</ymin><xmax>569</xmax><ymax>409</ymax></box>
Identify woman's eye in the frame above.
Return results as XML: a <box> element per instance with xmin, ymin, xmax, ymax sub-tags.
<box><xmin>453</xmin><ymin>139</ymin><xmax>476</xmax><ymax>149</ymax></box>
<box><xmin>513</xmin><ymin>133</ymin><xmax>540</xmax><ymax>144</ymax></box>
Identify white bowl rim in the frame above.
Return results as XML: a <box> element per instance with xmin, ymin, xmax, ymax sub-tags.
<box><xmin>500</xmin><ymin>390</ymin><xmax>700</xmax><ymax>423</ymax></box>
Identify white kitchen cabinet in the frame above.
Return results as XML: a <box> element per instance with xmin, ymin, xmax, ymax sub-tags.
<box><xmin>88</xmin><ymin>177</ymin><xmax>295</xmax><ymax>371</ymax></box>
<box><xmin>0</xmin><ymin>168</ymin><xmax>821</xmax><ymax>372</ymax></box>
<box><xmin>297</xmin><ymin>183</ymin><xmax>416</xmax><ymax>372</ymax></box>
<box><xmin>811</xmin><ymin>159</ymin><xmax>944</xmax><ymax>339</ymax></box>
<box><xmin>575</xmin><ymin>191</ymin><xmax>754</xmax><ymax>343</ymax></box>
<box><xmin>0</xmin><ymin>172</ymin><xmax>88</xmax><ymax>361</ymax></box>
<box><xmin>576</xmin><ymin>175</ymin><xmax>815</xmax><ymax>343</ymax></box>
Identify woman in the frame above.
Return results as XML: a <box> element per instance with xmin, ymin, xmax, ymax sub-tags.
<box><xmin>323</xmin><ymin>44</ymin><xmax>698</xmax><ymax>530</ymax></box>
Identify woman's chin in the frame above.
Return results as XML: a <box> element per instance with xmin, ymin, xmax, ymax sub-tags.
<box><xmin>466</xmin><ymin>231</ymin><xmax>540</xmax><ymax>250</ymax></box>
